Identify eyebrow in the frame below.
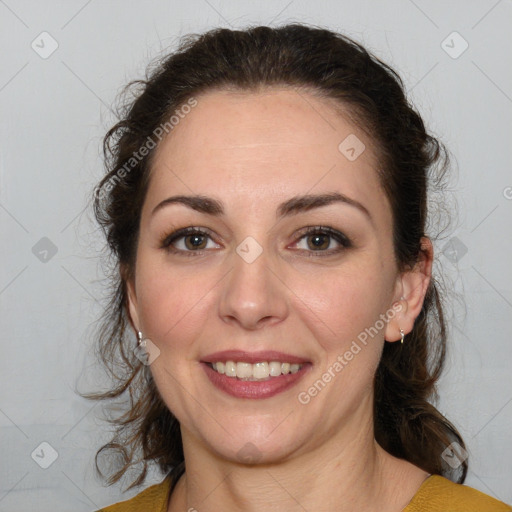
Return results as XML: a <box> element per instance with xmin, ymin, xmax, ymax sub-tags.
<box><xmin>151</xmin><ymin>192</ymin><xmax>372</xmax><ymax>221</ymax></box>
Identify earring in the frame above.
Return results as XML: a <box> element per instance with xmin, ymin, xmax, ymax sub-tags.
<box><xmin>399</xmin><ymin>328</ymin><xmax>405</xmax><ymax>344</ymax></box>
<box><xmin>137</xmin><ymin>331</ymin><xmax>144</xmax><ymax>346</ymax></box>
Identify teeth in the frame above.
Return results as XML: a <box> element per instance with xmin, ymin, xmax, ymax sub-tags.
<box><xmin>224</xmin><ymin>361</ymin><xmax>236</xmax><ymax>377</ymax></box>
<box><xmin>269</xmin><ymin>361</ymin><xmax>281</xmax><ymax>377</ymax></box>
<box><xmin>236</xmin><ymin>362</ymin><xmax>252</xmax><ymax>379</ymax></box>
<box><xmin>211</xmin><ymin>360</ymin><xmax>304</xmax><ymax>380</ymax></box>
<box><xmin>253</xmin><ymin>362</ymin><xmax>269</xmax><ymax>379</ymax></box>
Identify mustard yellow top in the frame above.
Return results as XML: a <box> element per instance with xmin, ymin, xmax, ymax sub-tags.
<box><xmin>97</xmin><ymin>474</ymin><xmax>512</xmax><ymax>512</ymax></box>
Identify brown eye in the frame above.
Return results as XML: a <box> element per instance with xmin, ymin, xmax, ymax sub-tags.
<box><xmin>306</xmin><ymin>233</ymin><xmax>331</xmax><ymax>251</ymax></box>
<box><xmin>160</xmin><ymin>227</ymin><xmax>219</xmax><ymax>255</ymax></box>
<box><xmin>184</xmin><ymin>233</ymin><xmax>208</xmax><ymax>250</ymax></box>
<box><xmin>293</xmin><ymin>226</ymin><xmax>351</xmax><ymax>256</ymax></box>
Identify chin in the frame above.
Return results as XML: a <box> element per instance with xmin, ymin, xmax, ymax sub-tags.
<box><xmin>196</xmin><ymin>422</ymin><xmax>305</xmax><ymax>466</ymax></box>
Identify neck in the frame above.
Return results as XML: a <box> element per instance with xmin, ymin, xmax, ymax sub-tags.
<box><xmin>168</xmin><ymin>403</ymin><xmax>424</xmax><ymax>512</ymax></box>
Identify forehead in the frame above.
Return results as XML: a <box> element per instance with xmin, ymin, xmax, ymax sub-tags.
<box><xmin>145</xmin><ymin>88</ymin><xmax>389</xmax><ymax>222</ymax></box>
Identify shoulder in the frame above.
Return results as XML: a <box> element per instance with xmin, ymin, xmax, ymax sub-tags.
<box><xmin>96</xmin><ymin>477</ymin><xmax>172</xmax><ymax>512</ymax></box>
<box><xmin>404</xmin><ymin>475</ymin><xmax>512</xmax><ymax>512</ymax></box>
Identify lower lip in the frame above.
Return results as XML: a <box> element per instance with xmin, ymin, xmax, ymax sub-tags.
<box><xmin>201</xmin><ymin>362</ymin><xmax>311</xmax><ymax>399</ymax></box>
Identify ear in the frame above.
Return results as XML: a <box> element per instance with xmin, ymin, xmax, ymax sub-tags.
<box><xmin>125</xmin><ymin>273</ymin><xmax>141</xmax><ymax>335</ymax></box>
<box><xmin>385</xmin><ymin>237</ymin><xmax>433</xmax><ymax>342</ymax></box>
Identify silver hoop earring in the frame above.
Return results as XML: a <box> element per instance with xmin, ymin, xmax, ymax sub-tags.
<box><xmin>399</xmin><ymin>328</ymin><xmax>405</xmax><ymax>344</ymax></box>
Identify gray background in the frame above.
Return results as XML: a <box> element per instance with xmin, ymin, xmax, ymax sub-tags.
<box><xmin>1</xmin><ymin>0</ymin><xmax>511</xmax><ymax>510</ymax></box>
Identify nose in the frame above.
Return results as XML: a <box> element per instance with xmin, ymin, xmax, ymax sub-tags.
<box><xmin>218</xmin><ymin>244</ymin><xmax>289</xmax><ymax>330</ymax></box>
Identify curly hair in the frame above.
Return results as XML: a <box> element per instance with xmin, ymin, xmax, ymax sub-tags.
<box><xmin>83</xmin><ymin>23</ymin><xmax>467</xmax><ymax>491</ymax></box>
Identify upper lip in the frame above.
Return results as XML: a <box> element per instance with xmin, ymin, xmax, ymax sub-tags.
<box><xmin>201</xmin><ymin>350</ymin><xmax>310</xmax><ymax>365</ymax></box>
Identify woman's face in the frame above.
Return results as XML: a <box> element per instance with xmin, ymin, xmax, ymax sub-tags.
<box><xmin>127</xmin><ymin>88</ymin><xmax>407</xmax><ymax>464</ymax></box>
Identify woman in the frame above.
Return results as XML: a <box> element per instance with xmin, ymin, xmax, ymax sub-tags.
<box><xmin>89</xmin><ymin>24</ymin><xmax>511</xmax><ymax>511</ymax></box>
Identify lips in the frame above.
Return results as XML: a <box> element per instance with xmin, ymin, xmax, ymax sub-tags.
<box><xmin>201</xmin><ymin>350</ymin><xmax>311</xmax><ymax>399</ymax></box>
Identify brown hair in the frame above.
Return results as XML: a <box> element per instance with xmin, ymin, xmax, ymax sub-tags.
<box><xmin>85</xmin><ymin>23</ymin><xmax>467</xmax><ymax>491</ymax></box>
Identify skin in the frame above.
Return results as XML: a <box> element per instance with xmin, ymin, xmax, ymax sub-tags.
<box><xmin>126</xmin><ymin>87</ymin><xmax>433</xmax><ymax>512</ymax></box>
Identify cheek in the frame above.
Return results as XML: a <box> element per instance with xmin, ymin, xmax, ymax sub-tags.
<box><xmin>135</xmin><ymin>258</ymin><xmax>211</xmax><ymax>350</ymax></box>
<box><xmin>289</xmin><ymin>266</ymin><xmax>391</xmax><ymax>421</ymax></box>
<box><xmin>295</xmin><ymin>264</ymin><xmax>392</xmax><ymax>353</ymax></box>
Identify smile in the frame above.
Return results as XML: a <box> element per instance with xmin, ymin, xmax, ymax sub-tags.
<box><xmin>201</xmin><ymin>350</ymin><xmax>311</xmax><ymax>399</ymax></box>
<box><xmin>209</xmin><ymin>361</ymin><xmax>303</xmax><ymax>380</ymax></box>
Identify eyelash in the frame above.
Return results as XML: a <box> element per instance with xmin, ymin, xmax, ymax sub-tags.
<box><xmin>159</xmin><ymin>226</ymin><xmax>352</xmax><ymax>258</ymax></box>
